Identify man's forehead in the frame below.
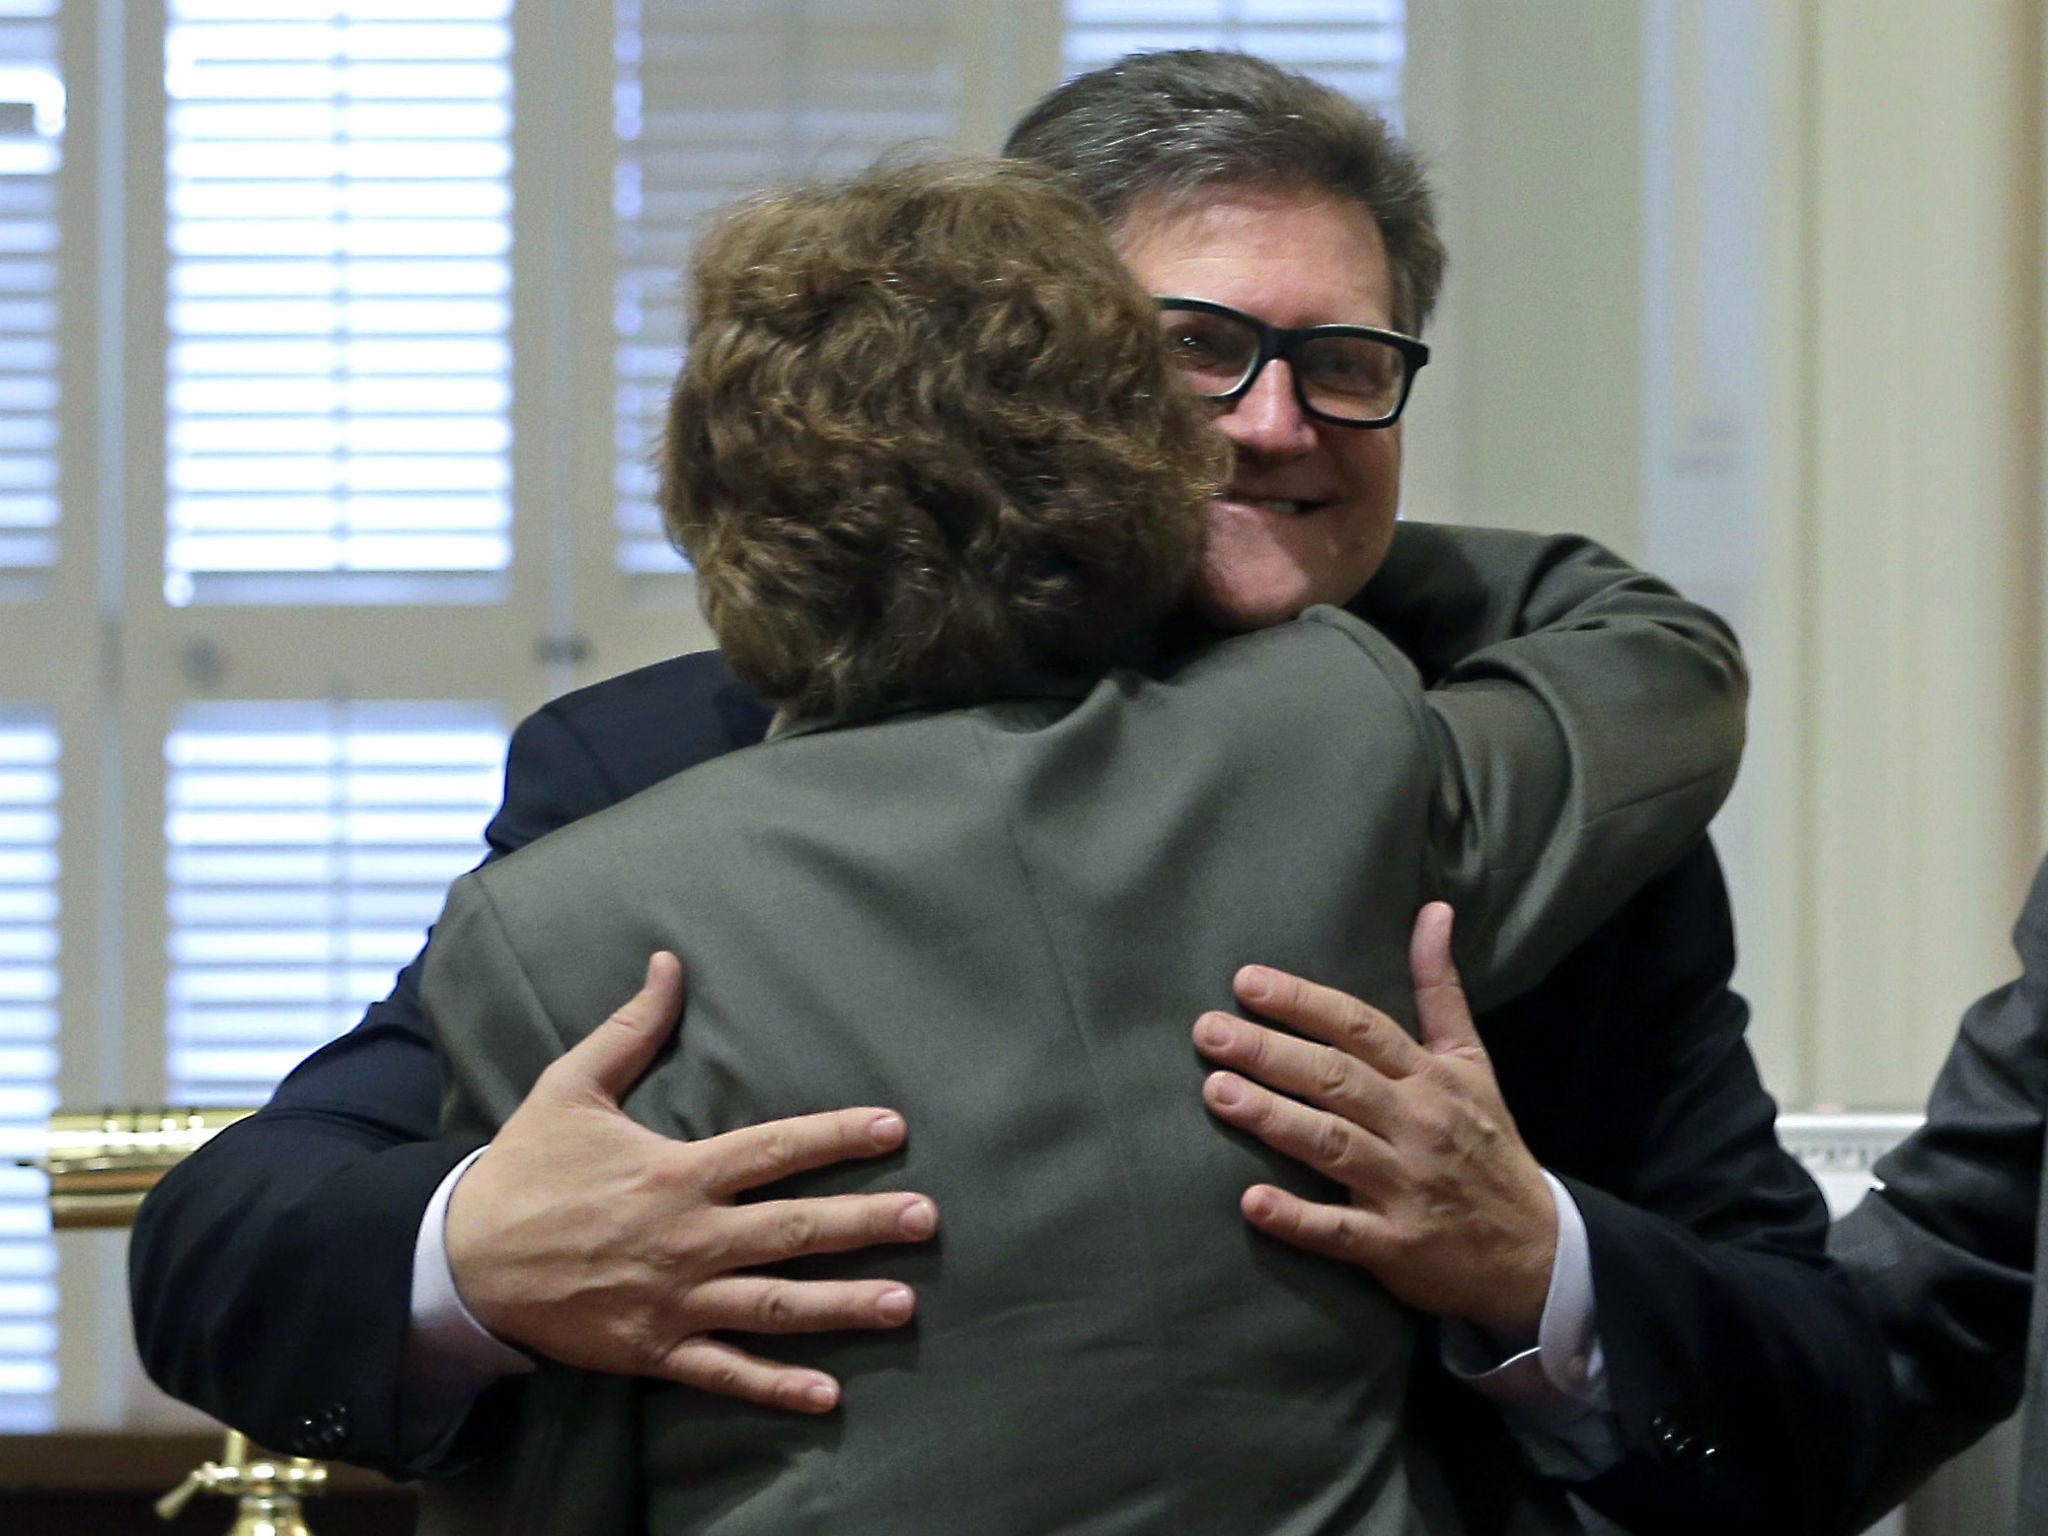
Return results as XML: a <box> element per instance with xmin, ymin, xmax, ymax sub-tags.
<box><xmin>1110</xmin><ymin>186</ymin><xmax>1395</xmax><ymax>328</ymax></box>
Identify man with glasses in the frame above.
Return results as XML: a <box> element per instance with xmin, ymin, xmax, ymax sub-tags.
<box><xmin>131</xmin><ymin>48</ymin><xmax>1883</xmax><ymax>1533</ymax></box>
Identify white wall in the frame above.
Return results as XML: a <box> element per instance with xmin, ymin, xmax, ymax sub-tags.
<box><xmin>1406</xmin><ymin>0</ymin><xmax>2048</xmax><ymax>1110</ymax></box>
<box><xmin>1401</xmin><ymin>0</ymin><xmax>1648</xmax><ymax>561</ymax></box>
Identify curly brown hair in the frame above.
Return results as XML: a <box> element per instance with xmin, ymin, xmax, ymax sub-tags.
<box><xmin>662</xmin><ymin>158</ymin><xmax>1227</xmax><ymax>721</ymax></box>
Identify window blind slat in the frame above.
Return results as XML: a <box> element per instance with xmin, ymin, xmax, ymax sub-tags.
<box><xmin>1061</xmin><ymin>1</ymin><xmax>1406</xmax><ymax>120</ymax></box>
<box><xmin>163</xmin><ymin>1</ymin><xmax>515</xmax><ymax>606</ymax></box>
<box><xmin>0</xmin><ymin>6</ymin><xmax>59</xmax><ymax>583</ymax></box>
<box><xmin>611</xmin><ymin>0</ymin><xmax>960</xmax><ymax>576</ymax></box>
<box><xmin>163</xmin><ymin>701</ymin><xmax>504</xmax><ymax>1105</ymax></box>
<box><xmin>0</xmin><ymin>705</ymin><xmax>56</xmax><ymax>1433</ymax></box>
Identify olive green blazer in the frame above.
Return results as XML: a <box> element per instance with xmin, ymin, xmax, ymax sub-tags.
<box><xmin>422</xmin><ymin>535</ymin><xmax>1743</xmax><ymax>1536</ymax></box>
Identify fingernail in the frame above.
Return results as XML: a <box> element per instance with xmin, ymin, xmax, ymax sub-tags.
<box><xmin>1207</xmin><ymin>1072</ymin><xmax>1246</xmax><ymax>1107</ymax></box>
<box><xmin>1193</xmin><ymin>1015</ymin><xmax>1233</xmax><ymax>1051</ymax></box>
<box><xmin>869</xmin><ymin>1112</ymin><xmax>905</xmax><ymax>1146</ymax></box>
<box><xmin>898</xmin><ymin>1197</ymin><xmax>937</xmax><ymax>1239</ymax></box>
<box><xmin>1245</xmin><ymin>1187</ymin><xmax>1278</xmax><ymax>1221</ymax></box>
<box><xmin>876</xmin><ymin>1286</ymin><xmax>915</xmax><ymax>1324</ymax></box>
<box><xmin>804</xmin><ymin>1379</ymin><xmax>839</xmax><ymax>1411</ymax></box>
<box><xmin>1236</xmin><ymin>966</ymin><xmax>1274</xmax><ymax>1003</ymax></box>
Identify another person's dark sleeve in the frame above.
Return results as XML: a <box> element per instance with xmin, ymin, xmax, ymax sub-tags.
<box><xmin>1826</xmin><ymin>855</ymin><xmax>2048</xmax><ymax>1522</ymax></box>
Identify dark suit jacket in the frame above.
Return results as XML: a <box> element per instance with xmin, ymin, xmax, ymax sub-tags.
<box><xmin>1830</xmin><ymin>851</ymin><xmax>2048</xmax><ymax>1531</ymax></box>
<box><xmin>128</xmin><ymin>524</ymin><xmax>1887</xmax><ymax>1534</ymax></box>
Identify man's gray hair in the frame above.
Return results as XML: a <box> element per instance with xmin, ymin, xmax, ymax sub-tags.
<box><xmin>1003</xmin><ymin>49</ymin><xmax>1447</xmax><ymax>336</ymax></box>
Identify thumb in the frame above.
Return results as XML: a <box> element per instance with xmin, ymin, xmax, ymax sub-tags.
<box><xmin>1410</xmin><ymin>903</ymin><xmax>1479</xmax><ymax>1053</ymax></box>
<box><xmin>547</xmin><ymin>951</ymin><xmax>686</xmax><ymax>1104</ymax></box>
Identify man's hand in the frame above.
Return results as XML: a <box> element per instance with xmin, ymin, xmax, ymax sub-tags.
<box><xmin>1191</xmin><ymin>903</ymin><xmax>1555</xmax><ymax>1339</ymax></box>
<box><xmin>445</xmin><ymin>952</ymin><xmax>937</xmax><ymax>1412</ymax></box>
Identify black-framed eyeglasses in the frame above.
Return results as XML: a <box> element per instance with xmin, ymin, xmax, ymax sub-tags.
<box><xmin>1154</xmin><ymin>297</ymin><xmax>1430</xmax><ymax>429</ymax></box>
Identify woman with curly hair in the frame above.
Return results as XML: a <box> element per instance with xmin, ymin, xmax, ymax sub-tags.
<box><xmin>418</xmin><ymin>159</ymin><xmax>1743</xmax><ymax>1535</ymax></box>
<box><xmin>664</xmin><ymin>157</ymin><xmax>1225</xmax><ymax>722</ymax></box>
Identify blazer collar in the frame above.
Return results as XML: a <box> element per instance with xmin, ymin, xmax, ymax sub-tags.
<box><xmin>768</xmin><ymin>668</ymin><xmax>1102</xmax><ymax>742</ymax></box>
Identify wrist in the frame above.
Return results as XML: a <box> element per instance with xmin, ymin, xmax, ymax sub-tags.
<box><xmin>1469</xmin><ymin>1253</ymin><xmax>1553</xmax><ymax>1343</ymax></box>
<box><xmin>405</xmin><ymin>1149</ymin><xmax>534</xmax><ymax>1406</ymax></box>
<box><xmin>1460</xmin><ymin>1176</ymin><xmax>1558</xmax><ymax>1339</ymax></box>
<box><xmin>440</xmin><ymin>1146</ymin><xmax>514</xmax><ymax>1334</ymax></box>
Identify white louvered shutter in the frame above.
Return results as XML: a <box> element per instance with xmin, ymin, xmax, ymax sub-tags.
<box><xmin>0</xmin><ymin>0</ymin><xmax>58</xmax><ymax>1437</ymax></box>
<box><xmin>0</xmin><ymin>706</ymin><xmax>56</xmax><ymax>1431</ymax></box>
<box><xmin>0</xmin><ymin>0</ymin><xmax>60</xmax><ymax>589</ymax></box>
<box><xmin>611</xmin><ymin>0</ymin><xmax>961</xmax><ymax>576</ymax></box>
<box><xmin>163</xmin><ymin>701</ymin><xmax>504</xmax><ymax>1103</ymax></box>
<box><xmin>1062</xmin><ymin>0</ymin><xmax>1405</xmax><ymax>112</ymax></box>
<box><xmin>163</xmin><ymin>0</ymin><xmax>515</xmax><ymax>606</ymax></box>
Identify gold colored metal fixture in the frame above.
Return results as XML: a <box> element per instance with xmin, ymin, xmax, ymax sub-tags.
<box><xmin>155</xmin><ymin>1430</ymin><xmax>327</xmax><ymax>1534</ymax></box>
<box><xmin>20</xmin><ymin>1104</ymin><xmax>328</xmax><ymax>1533</ymax></box>
<box><xmin>35</xmin><ymin>1104</ymin><xmax>256</xmax><ymax>1228</ymax></box>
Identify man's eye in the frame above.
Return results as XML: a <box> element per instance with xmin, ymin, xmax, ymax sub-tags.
<box><xmin>1160</xmin><ymin>317</ymin><xmax>1255</xmax><ymax>385</ymax></box>
<box><xmin>1163</xmin><ymin>328</ymin><xmax>1226</xmax><ymax>367</ymax></box>
<box><xmin>1305</xmin><ymin>342</ymin><xmax>1397</xmax><ymax>396</ymax></box>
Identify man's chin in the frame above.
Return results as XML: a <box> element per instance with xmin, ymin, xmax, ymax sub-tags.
<box><xmin>1192</xmin><ymin>563</ymin><xmax>1320</xmax><ymax>632</ymax></box>
<box><xmin>1196</xmin><ymin>507</ymin><xmax>1394</xmax><ymax>630</ymax></box>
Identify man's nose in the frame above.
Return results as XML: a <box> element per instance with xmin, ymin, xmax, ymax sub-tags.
<box><xmin>1216</xmin><ymin>358</ymin><xmax>1317</xmax><ymax>458</ymax></box>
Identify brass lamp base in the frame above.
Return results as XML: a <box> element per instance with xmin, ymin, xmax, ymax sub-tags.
<box><xmin>155</xmin><ymin>1430</ymin><xmax>327</xmax><ymax>1533</ymax></box>
<box><xmin>20</xmin><ymin>1108</ymin><xmax>329</xmax><ymax>1534</ymax></box>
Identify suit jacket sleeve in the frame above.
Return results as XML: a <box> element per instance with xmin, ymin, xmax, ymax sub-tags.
<box><xmin>1344</xmin><ymin>522</ymin><xmax>1747</xmax><ymax>1010</ymax></box>
<box><xmin>1826</xmin><ymin>854</ymin><xmax>2048</xmax><ymax>1522</ymax></box>
<box><xmin>127</xmin><ymin>659</ymin><xmax>766</xmax><ymax>1476</ymax></box>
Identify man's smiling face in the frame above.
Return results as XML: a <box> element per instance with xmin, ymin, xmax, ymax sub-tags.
<box><xmin>1116</xmin><ymin>186</ymin><xmax>1406</xmax><ymax>630</ymax></box>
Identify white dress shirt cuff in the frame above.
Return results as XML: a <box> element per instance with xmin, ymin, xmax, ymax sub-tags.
<box><xmin>402</xmin><ymin>1148</ymin><xmax>536</xmax><ymax>1411</ymax></box>
<box><xmin>1438</xmin><ymin>1170</ymin><xmax>1620</xmax><ymax>1480</ymax></box>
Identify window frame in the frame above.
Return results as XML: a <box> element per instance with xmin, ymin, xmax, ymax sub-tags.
<box><xmin>19</xmin><ymin>0</ymin><xmax>1069</xmax><ymax>1432</ymax></box>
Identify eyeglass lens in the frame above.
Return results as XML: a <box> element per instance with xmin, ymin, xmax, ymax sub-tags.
<box><xmin>1157</xmin><ymin>306</ymin><xmax>1407</xmax><ymax>425</ymax></box>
